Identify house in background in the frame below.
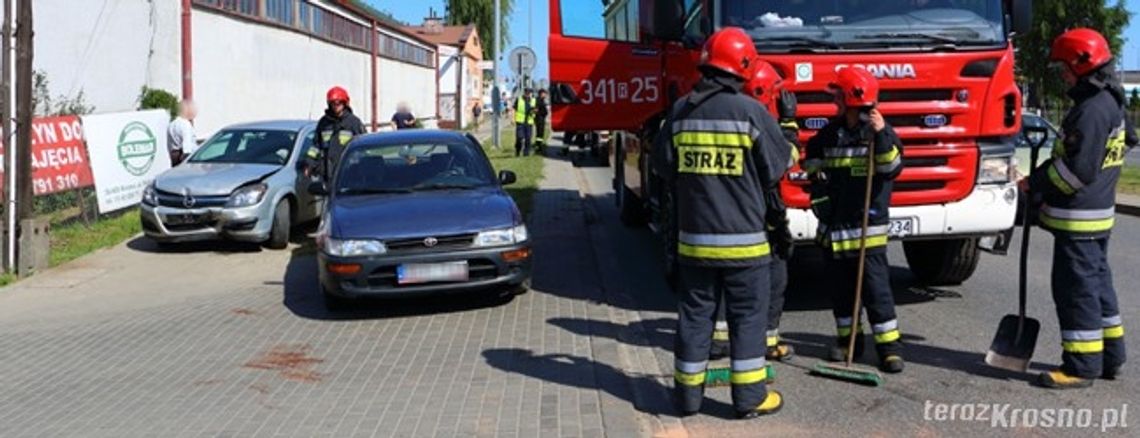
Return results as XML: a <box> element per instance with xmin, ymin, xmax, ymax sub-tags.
<box><xmin>405</xmin><ymin>14</ymin><xmax>484</xmax><ymax>130</ymax></box>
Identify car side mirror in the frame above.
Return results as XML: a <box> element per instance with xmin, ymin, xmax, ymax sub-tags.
<box><xmin>499</xmin><ymin>170</ymin><xmax>517</xmax><ymax>186</ymax></box>
<box><xmin>308</xmin><ymin>181</ymin><xmax>329</xmax><ymax>196</ymax></box>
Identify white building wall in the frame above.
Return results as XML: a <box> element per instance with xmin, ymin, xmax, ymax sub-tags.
<box><xmin>192</xmin><ymin>9</ymin><xmax>372</xmax><ymax>136</ymax></box>
<box><xmin>25</xmin><ymin>0</ymin><xmax>181</xmax><ymax>114</ymax></box>
<box><xmin>21</xmin><ymin>1</ymin><xmax>436</xmax><ymax>138</ymax></box>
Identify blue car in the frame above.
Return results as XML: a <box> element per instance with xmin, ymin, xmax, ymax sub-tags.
<box><xmin>311</xmin><ymin>130</ymin><xmax>531</xmax><ymax>309</ymax></box>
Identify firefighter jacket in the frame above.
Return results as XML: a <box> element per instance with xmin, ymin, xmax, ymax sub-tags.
<box><xmin>803</xmin><ymin>117</ymin><xmax>904</xmax><ymax>258</ymax></box>
<box><xmin>654</xmin><ymin>75</ymin><xmax>791</xmax><ymax>268</ymax></box>
<box><xmin>1029</xmin><ymin>76</ymin><xmax>1137</xmax><ymax>238</ymax></box>
<box><xmin>308</xmin><ymin>107</ymin><xmax>366</xmax><ymax>181</ymax></box>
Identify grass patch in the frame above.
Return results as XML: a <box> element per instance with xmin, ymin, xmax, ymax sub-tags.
<box><xmin>0</xmin><ymin>273</ymin><xmax>15</xmax><ymax>287</ymax></box>
<box><xmin>1119</xmin><ymin>165</ymin><xmax>1140</xmax><ymax>195</ymax></box>
<box><xmin>49</xmin><ymin>208</ymin><xmax>140</xmax><ymax>267</ymax></box>
<box><xmin>481</xmin><ymin>129</ymin><xmax>543</xmax><ymax>218</ymax></box>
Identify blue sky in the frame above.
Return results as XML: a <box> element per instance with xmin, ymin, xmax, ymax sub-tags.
<box><xmin>379</xmin><ymin>0</ymin><xmax>1140</xmax><ymax>76</ymax></box>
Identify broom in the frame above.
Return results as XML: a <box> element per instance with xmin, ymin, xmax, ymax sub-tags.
<box><xmin>810</xmin><ymin>119</ymin><xmax>884</xmax><ymax>386</ymax></box>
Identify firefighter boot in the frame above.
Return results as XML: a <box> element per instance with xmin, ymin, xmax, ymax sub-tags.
<box><xmin>1037</xmin><ymin>368</ymin><xmax>1094</xmax><ymax>389</ymax></box>
<box><xmin>735</xmin><ymin>390</ymin><xmax>784</xmax><ymax>419</ymax></box>
<box><xmin>1102</xmin><ymin>365</ymin><xmax>1122</xmax><ymax>380</ymax></box>
<box><xmin>765</xmin><ymin>331</ymin><xmax>794</xmax><ymax>361</ymax></box>
<box><xmin>879</xmin><ymin>354</ymin><xmax>905</xmax><ymax>374</ymax></box>
<box><xmin>828</xmin><ymin>334</ymin><xmax>865</xmax><ymax>362</ymax></box>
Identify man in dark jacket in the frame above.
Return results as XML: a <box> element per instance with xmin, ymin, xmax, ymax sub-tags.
<box><xmin>1020</xmin><ymin>28</ymin><xmax>1137</xmax><ymax>389</ymax></box>
<box><xmin>655</xmin><ymin>27</ymin><xmax>790</xmax><ymax>420</ymax></box>
<box><xmin>534</xmin><ymin>89</ymin><xmax>549</xmax><ymax>153</ymax></box>
<box><xmin>306</xmin><ymin>86</ymin><xmax>366</xmax><ymax>183</ymax></box>
<box><xmin>803</xmin><ymin>66</ymin><xmax>905</xmax><ymax>374</ymax></box>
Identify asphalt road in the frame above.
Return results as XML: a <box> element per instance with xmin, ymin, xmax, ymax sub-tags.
<box><xmin>568</xmin><ymin>143</ymin><xmax>1139</xmax><ymax>437</ymax></box>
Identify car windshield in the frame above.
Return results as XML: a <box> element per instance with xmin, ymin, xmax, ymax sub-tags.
<box><xmin>722</xmin><ymin>0</ymin><xmax>1006</xmax><ymax>52</ymax></box>
<box><xmin>334</xmin><ymin>140</ymin><xmax>496</xmax><ymax>195</ymax></box>
<box><xmin>189</xmin><ymin>129</ymin><xmax>297</xmax><ymax>165</ymax></box>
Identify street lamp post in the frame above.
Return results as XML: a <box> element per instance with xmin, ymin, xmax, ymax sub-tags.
<box><xmin>492</xmin><ymin>0</ymin><xmax>501</xmax><ymax>149</ymax></box>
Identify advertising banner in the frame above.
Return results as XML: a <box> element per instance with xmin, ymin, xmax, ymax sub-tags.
<box><xmin>81</xmin><ymin>110</ymin><xmax>171</xmax><ymax>213</ymax></box>
<box><xmin>0</xmin><ymin>115</ymin><xmax>95</xmax><ymax>195</ymax></box>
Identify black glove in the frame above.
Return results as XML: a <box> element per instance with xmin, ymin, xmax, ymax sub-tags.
<box><xmin>777</xmin><ymin>89</ymin><xmax>797</xmax><ymax>121</ymax></box>
<box><xmin>768</xmin><ymin>213</ymin><xmax>794</xmax><ymax>260</ymax></box>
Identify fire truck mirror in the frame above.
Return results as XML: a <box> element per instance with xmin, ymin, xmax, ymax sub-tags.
<box><xmin>652</xmin><ymin>0</ymin><xmax>686</xmax><ymax>41</ymax></box>
<box><xmin>1011</xmin><ymin>0</ymin><xmax>1032</xmax><ymax>35</ymax></box>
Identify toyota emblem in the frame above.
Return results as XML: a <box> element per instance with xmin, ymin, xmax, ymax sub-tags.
<box><xmin>423</xmin><ymin>237</ymin><xmax>438</xmax><ymax>247</ymax></box>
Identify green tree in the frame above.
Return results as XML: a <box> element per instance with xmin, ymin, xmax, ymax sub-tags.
<box><xmin>137</xmin><ymin>87</ymin><xmax>180</xmax><ymax>120</ymax></box>
<box><xmin>1016</xmin><ymin>0</ymin><xmax>1131</xmax><ymax>111</ymax></box>
<box><xmin>445</xmin><ymin>0</ymin><xmax>514</xmax><ymax>60</ymax></box>
<box><xmin>1130</xmin><ymin>88</ymin><xmax>1140</xmax><ymax>111</ymax></box>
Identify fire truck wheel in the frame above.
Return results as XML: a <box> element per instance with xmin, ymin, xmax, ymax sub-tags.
<box><xmin>903</xmin><ymin>238</ymin><xmax>981</xmax><ymax>286</ymax></box>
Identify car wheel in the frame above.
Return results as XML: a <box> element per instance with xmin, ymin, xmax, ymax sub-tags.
<box><xmin>265</xmin><ymin>200</ymin><xmax>291</xmax><ymax>250</ymax></box>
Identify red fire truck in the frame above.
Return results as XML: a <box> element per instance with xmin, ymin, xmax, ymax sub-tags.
<box><xmin>549</xmin><ymin>0</ymin><xmax>1032</xmax><ymax>285</ymax></box>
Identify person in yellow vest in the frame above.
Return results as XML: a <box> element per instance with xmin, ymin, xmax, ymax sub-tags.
<box><xmin>514</xmin><ymin>88</ymin><xmax>536</xmax><ymax>156</ymax></box>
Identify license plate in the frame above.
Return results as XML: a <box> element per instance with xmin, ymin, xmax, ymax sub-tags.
<box><xmin>397</xmin><ymin>261</ymin><xmax>469</xmax><ymax>284</ymax></box>
<box><xmin>888</xmin><ymin>217</ymin><xmax>917</xmax><ymax>238</ymax></box>
<box><xmin>165</xmin><ymin>214</ymin><xmax>203</xmax><ymax>225</ymax></box>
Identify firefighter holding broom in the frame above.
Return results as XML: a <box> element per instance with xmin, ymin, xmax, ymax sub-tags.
<box><xmin>803</xmin><ymin>66</ymin><xmax>905</xmax><ymax>375</ymax></box>
<box><xmin>1018</xmin><ymin>28</ymin><xmax>1135</xmax><ymax>389</ymax></box>
<box><xmin>655</xmin><ymin>27</ymin><xmax>790</xmax><ymax>419</ymax></box>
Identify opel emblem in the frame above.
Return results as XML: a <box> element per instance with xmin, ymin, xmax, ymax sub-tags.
<box><xmin>182</xmin><ymin>189</ymin><xmax>196</xmax><ymax>208</ymax></box>
<box><xmin>423</xmin><ymin>237</ymin><xmax>438</xmax><ymax>247</ymax></box>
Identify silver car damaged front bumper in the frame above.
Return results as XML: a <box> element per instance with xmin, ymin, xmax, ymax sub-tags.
<box><xmin>140</xmin><ymin>200</ymin><xmax>274</xmax><ymax>243</ymax></box>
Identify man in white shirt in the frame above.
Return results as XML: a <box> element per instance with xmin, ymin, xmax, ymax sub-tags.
<box><xmin>167</xmin><ymin>100</ymin><xmax>198</xmax><ymax>165</ymax></box>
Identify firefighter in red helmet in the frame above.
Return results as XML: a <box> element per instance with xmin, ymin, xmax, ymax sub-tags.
<box><xmin>654</xmin><ymin>27</ymin><xmax>789</xmax><ymax>419</ymax></box>
<box><xmin>306</xmin><ymin>86</ymin><xmax>366</xmax><ymax>182</ymax></box>
<box><xmin>802</xmin><ymin>66</ymin><xmax>906</xmax><ymax>374</ymax></box>
<box><xmin>710</xmin><ymin>60</ymin><xmax>800</xmax><ymax>363</ymax></box>
<box><xmin>1019</xmin><ymin>28</ymin><xmax>1137</xmax><ymax>389</ymax></box>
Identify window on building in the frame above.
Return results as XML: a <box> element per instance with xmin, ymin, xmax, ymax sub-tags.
<box><xmin>266</xmin><ymin>0</ymin><xmax>294</xmax><ymax>26</ymax></box>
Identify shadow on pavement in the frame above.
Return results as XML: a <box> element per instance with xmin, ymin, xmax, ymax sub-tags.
<box><xmin>547</xmin><ymin>316</ymin><xmax>678</xmax><ymax>353</ymax></box>
<box><xmin>482</xmin><ymin>348</ymin><xmax>723</xmax><ymax>418</ymax></box>
<box><xmin>779</xmin><ymin>331</ymin><xmax>1048</xmax><ymax>383</ymax></box>
<box><xmin>126</xmin><ymin>236</ymin><xmax>264</xmax><ymax>254</ymax></box>
<box><xmin>281</xmin><ymin>243</ymin><xmax>515</xmax><ymax>321</ymax></box>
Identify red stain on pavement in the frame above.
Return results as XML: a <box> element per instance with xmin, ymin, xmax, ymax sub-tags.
<box><xmin>192</xmin><ymin>379</ymin><xmax>223</xmax><ymax>386</ymax></box>
<box><xmin>230</xmin><ymin>308</ymin><xmax>256</xmax><ymax>316</ymax></box>
<box><xmin>248</xmin><ymin>383</ymin><xmax>271</xmax><ymax>394</ymax></box>
<box><xmin>243</xmin><ymin>344</ymin><xmax>324</xmax><ymax>382</ymax></box>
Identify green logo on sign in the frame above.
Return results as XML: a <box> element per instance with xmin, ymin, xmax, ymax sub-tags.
<box><xmin>117</xmin><ymin>121</ymin><xmax>157</xmax><ymax>176</ymax></box>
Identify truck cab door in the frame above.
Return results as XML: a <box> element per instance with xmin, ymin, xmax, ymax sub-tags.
<box><xmin>548</xmin><ymin>0</ymin><xmax>669</xmax><ymax>132</ymax></box>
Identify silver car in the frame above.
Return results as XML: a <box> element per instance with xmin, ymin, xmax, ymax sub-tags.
<box><xmin>140</xmin><ymin>120</ymin><xmax>323</xmax><ymax>249</ymax></box>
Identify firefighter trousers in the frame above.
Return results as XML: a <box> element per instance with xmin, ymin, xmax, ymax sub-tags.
<box><xmin>675</xmin><ymin>264</ymin><xmax>770</xmax><ymax>414</ymax></box>
<box><xmin>828</xmin><ymin>252</ymin><xmax>902</xmax><ymax>357</ymax></box>
<box><xmin>714</xmin><ymin>258</ymin><xmax>788</xmax><ymax>348</ymax></box>
<box><xmin>1052</xmin><ymin>235</ymin><xmax>1126</xmax><ymax>378</ymax></box>
<box><xmin>514</xmin><ymin>124</ymin><xmax>533</xmax><ymax>156</ymax></box>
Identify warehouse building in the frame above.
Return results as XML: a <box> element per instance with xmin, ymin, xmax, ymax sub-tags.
<box><xmin>27</xmin><ymin>0</ymin><xmax>438</xmax><ymax>137</ymax></box>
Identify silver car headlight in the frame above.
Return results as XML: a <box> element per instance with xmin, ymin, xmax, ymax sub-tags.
<box><xmin>978</xmin><ymin>156</ymin><xmax>1013</xmax><ymax>184</ymax></box>
<box><xmin>474</xmin><ymin>224</ymin><xmax>528</xmax><ymax>247</ymax></box>
<box><xmin>226</xmin><ymin>183</ymin><xmax>268</xmax><ymax>208</ymax></box>
<box><xmin>142</xmin><ymin>183</ymin><xmax>158</xmax><ymax>206</ymax></box>
<box><xmin>325</xmin><ymin>238</ymin><xmax>387</xmax><ymax>257</ymax></box>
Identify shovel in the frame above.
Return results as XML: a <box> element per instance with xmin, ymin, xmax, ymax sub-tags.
<box><xmin>984</xmin><ymin>125</ymin><xmax>1049</xmax><ymax>372</ymax></box>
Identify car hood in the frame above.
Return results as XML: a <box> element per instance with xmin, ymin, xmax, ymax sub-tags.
<box><xmin>330</xmin><ymin>188</ymin><xmax>520</xmax><ymax>240</ymax></box>
<box><xmin>155</xmin><ymin>162</ymin><xmax>281</xmax><ymax>196</ymax></box>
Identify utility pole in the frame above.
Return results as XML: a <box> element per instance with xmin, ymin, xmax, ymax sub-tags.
<box><xmin>13</xmin><ymin>0</ymin><xmax>30</xmax><ymax>272</ymax></box>
<box><xmin>1</xmin><ymin>0</ymin><xmax>11</xmax><ymax>272</ymax></box>
<box><xmin>492</xmin><ymin>0</ymin><xmax>501</xmax><ymax>148</ymax></box>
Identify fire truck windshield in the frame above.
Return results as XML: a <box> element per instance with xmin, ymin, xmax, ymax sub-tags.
<box><xmin>722</xmin><ymin>0</ymin><xmax>1007</xmax><ymax>52</ymax></box>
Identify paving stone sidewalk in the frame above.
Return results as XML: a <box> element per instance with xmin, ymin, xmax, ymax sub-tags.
<box><xmin>0</xmin><ymin>154</ymin><xmax>652</xmax><ymax>437</ymax></box>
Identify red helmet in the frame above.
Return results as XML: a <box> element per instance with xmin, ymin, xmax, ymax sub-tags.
<box><xmin>829</xmin><ymin>66</ymin><xmax>879</xmax><ymax>108</ymax></box>
<box><xmin>326</xmin><ymin>86</ymin><xmax>350</xmax><ymax>104</ymax></box>
<box><xmin>746</xmin><ymin>60</ymin><xmax>783</xmax><ymax>113</ymax></box>
<box><xmin>1050</xmin><ymin>28</ymin><xmax>1113</xmax><ymax>77</ymax></box>
<box><xmin>700</xmin><ymin>27</ymin><xmax>758</xmax><ymax>79</ymax></box>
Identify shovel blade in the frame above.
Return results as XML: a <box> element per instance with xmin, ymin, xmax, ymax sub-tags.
<box><xmin>985</xmin><ymin>314</ymin><xmax>1041</xmax><ymax>372</ymax></box>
